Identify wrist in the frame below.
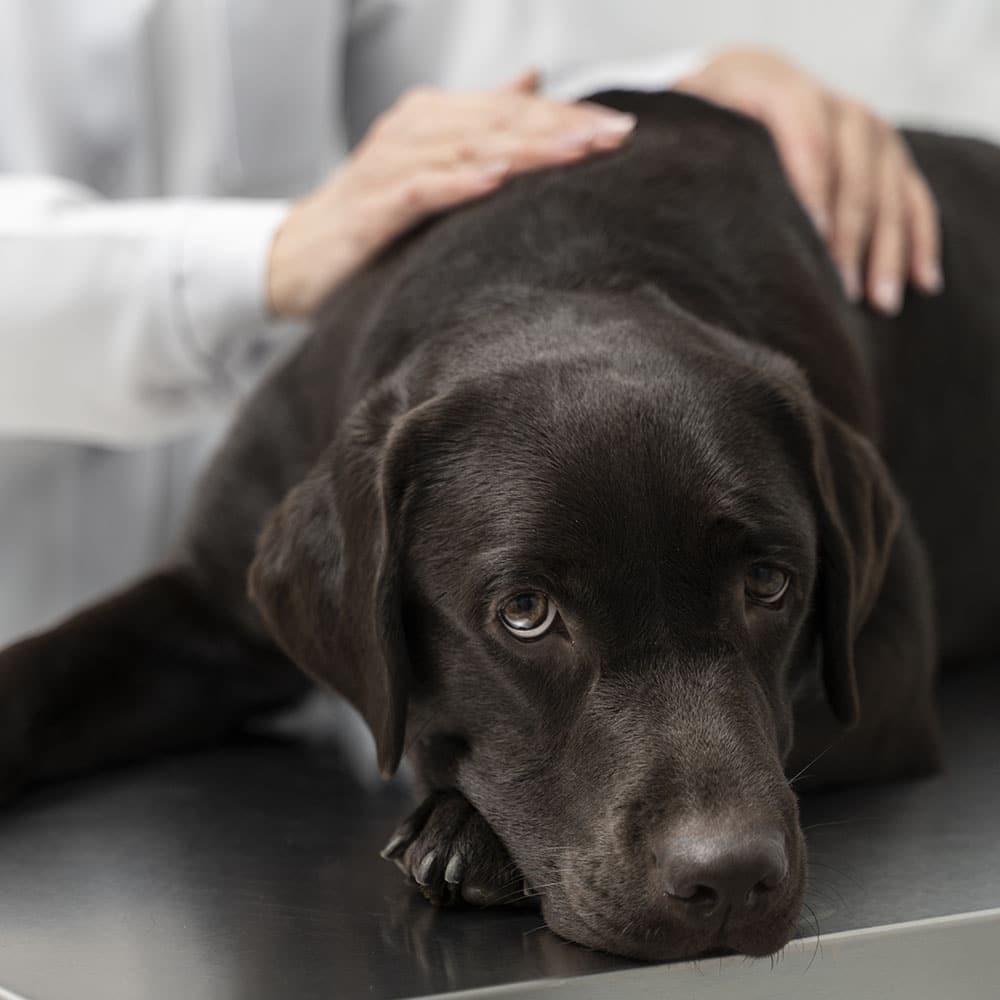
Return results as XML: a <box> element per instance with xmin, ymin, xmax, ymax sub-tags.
<box><xmin>267</xmin><ymin>191</ymin><xmax>371</xmax><ymax>318</ymax></box>
<box><xmin>266</xmin><ymin>208</ymin><xmax>299</xmax><ymax>319</ymax></box>
<box><xmin>267</xmin><ymin>197</ymin><xmax>321</xmax><ymax>319</ymax></box>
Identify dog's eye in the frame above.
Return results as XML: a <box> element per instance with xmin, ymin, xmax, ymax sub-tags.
<box><xmin>499</xmin><ymin>592</ymin><xmax>557</xmax><ymax>639</ymax></box>
<box><xmin>745</xmin><ymin>564</ymin><xmax>790</xmax><ymax>605</ymax></box>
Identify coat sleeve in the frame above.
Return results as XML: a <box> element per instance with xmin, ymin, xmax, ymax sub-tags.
<box><xmin>0</xmin><ymin>174</ymin><xmax>303</xmax><ymax>446</ymax></box>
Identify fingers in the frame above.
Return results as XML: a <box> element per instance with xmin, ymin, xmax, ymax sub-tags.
<box><xmin>423</xmin><ymin>112</ymin><xmax>636</xmax><ymax>174</ymax></box>
<box><xmin>372</xmin><ymin>88</ymin><xmax>637</xmax><ymax>186</ymax></box>
<box><xmin>765</xmin><ymin>92</ymin><xmax>834</xmax><ymax>239</ymax></box>
<box><xmin>830</xmin><ymin>100</ymin><xmax>877</xmax><ymax>303</ymax></box>
<box><xmin>906</xmin><ymin>170</ymin><xmax>943</xmax><ymax>294</ymax></box>
<box><xmin>368</xmin><ymin>89</ymin><xmax>635</xmax><ymax>241</ymax></box>
<box><xmin>397</xmin><ymin>90</ymin><xmax>636</xmax><ymax>164</ymax></box>
<box><xmin>382</xmin><ymin>161</ymin><xmax>512</xmax><ymax>237</ymax></box>
<box><xmin>865</xmin><ymin>128</ymin><xmax>909</xmax><ymax>314</ymax></box>
<box><xmin>829</xmin><ymin>100</ymin><xmax>942</xmax><ymax>314</ymax></box>
<box><xmin>866</xmin><ymin>139</ymin><xmax>943</xmax><ymax>312</ymax></box>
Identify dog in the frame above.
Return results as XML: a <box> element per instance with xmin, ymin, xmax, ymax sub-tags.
<box><xmin>2</xmin><ymin>90</ymin><xmax>999</xmax><ymax>961</ymax></box>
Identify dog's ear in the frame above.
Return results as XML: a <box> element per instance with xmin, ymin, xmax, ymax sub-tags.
<box><xmin>808</xmin><ymin>405</ymin><xmax>901</xmax><ymax>727</ymax></box>
<box><xmin>248</xmin><ymin>381</ymin><xmax>426</xmax><ymax>778</ymax></box>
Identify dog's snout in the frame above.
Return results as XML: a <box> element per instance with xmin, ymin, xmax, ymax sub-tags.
<box><xmin>653</xmin><ymin>821</ymin><xmax>788</xmax><ymax>919</ymax></box>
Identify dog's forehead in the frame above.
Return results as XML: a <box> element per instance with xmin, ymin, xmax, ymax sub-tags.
<box><xmin>412</xmin><ymin>356</ymin><xmax>814</xmax><ymax>573</ymax></box>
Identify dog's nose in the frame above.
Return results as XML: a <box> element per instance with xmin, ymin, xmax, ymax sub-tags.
<box><xmin>653</xmin><ymin>822</ymin><xmax>788</xmax><ymax>918</ymax></box>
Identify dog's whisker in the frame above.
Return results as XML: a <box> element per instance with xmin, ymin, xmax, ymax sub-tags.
<box><xmin>488</xmin><ymin>877</ymin><xmax>531</xmax><ymax>899</ymax></box>
<box><xmin>787</xmin><ymin>738</ymin><xmax>842</xmax><ymax>786</ymax></box>
<box><xmin>488</xmin><ymin>884</ymin><xmax>526</xmax><ymax>902</ymax></box>
<box><xmin>803</xmin><ymin>885</ymin><xmax>845</xmax><ymax>907</ymax></box>
<box><xmin>522</xmin><ymin>921</ymin><xmax>552</xmax><ymax>936</ymax></box>
<box><xmin>802</xmin><ymin>817</ymin><xmax>865</xmax><ymax>833</ymax></box>
<box><xmin>806</xmin><ymin>872</ymin><xmax>842</xmax><ymax>896</ymax></box>
<box><xmin>801</xmin><ymin>901</ymin><xmax>823</xmax><ymax>972</ymax></box>
<box><xmin>489</xmin><ymin>891</ymin><xmax>531</xmax><ymax>906</ymax></box>
<box><xmin>806</xmin><ymin>858</ymin><xmax>863</xmax><ymax>888</ymax></box>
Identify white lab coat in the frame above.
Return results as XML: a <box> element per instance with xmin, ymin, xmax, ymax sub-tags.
<box><xmin>0</xmin><ymin>0</ymin><xmax>703</xmax><ymax>642</ymax></box>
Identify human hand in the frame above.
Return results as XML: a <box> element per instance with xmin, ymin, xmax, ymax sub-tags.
<box><xmin>676</xmin><ymin>48</ymin><xmax>942</xmax><ymax>314</ymax></box>
<box><xmin>267</xmin><ymin>72</ymin><xmax>637</xmax><ymax>317</ymax></box>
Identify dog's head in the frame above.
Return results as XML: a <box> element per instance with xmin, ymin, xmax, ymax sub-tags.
<box><xmin>249</xmin><ymin>309</ymin><xmax>898</xmax><ymax>960</ymax></box>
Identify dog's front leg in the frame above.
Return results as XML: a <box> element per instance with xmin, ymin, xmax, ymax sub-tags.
<box><xmin>380</xmin><ymin>789</ymin><xmax>535</xmax><ymax>909</ymax></box>
<box><xmin>0</xmin><ymin>566</ymin><xmax>309</xmax><ymax>802</ymax></box>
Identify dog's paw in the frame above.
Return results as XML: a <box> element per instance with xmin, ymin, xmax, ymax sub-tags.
<box><xmin>380</xmin><ymin>789</ymin><xmax>535</xmax><ymax>909</ymax></box>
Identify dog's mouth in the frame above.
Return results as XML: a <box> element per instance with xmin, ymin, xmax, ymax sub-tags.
<box><xmin>542</xmin><ymin>894</ymin><xmax>802</xmax><ymax>962</ymax></box>
<box><xmin>573</xmin><ymin>908</ymin><xmax>730</xmax><ymax>961</ymax></box>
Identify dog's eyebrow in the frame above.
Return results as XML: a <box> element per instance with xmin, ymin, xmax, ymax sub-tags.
<box><xmin>707</xmin><ymin>509</ymin><xmax>814</xmax><ymax>561</ymax></box>
<box><xmin>469</xmin><ymin>554</ymin><xmax>562</xmax><ymax>595</ymax></box>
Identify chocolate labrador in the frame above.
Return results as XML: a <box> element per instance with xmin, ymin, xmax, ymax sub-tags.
<box><xmin>3</xmin><ymin>91</ymin><xmax>999</xmax><ymax>961</ymax></box>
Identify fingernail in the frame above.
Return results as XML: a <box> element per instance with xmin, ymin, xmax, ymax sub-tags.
<box><xmin>479</xmin><ymin>159</ymin><xmax>510</xmax><ymax>180</ymax></box>
<box><xmin>839</xmin><ymin>264</ymin><xmax>862</xmax><ymax>303</ymax></box>
<box><xmin>874</xmin><ymin>277</ymin><xmax>902</xmax><ymax>315</ymax></box>
<box><xmin>593</xmin><ymin>113</ymin><xmax>637</xmax><ymax>138</ymax></box>
<box><xmin>919</xmin><ymin>261</ymin><xmax>944</xmax><ymax>294</ymax></box>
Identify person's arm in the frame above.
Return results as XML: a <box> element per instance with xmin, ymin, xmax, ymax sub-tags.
<box><xmin>0</xmin><ymin>175</ymin><xmax>298</xmax><ymax>445</ymax></box>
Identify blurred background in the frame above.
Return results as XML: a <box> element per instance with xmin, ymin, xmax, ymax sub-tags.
<box><xmin>350</xmin><ymin>0</ymin><xmax>999</xmax><ymax>140</ymax></box>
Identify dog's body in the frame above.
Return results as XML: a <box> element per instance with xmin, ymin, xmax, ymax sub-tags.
<box><xmin>3</xmin><ymin>92</ymin><xmax>1000</xmax><ymax>960</ymax></box>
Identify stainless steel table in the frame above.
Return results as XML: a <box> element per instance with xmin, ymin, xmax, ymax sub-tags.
<box><xmin>1</xmin><ymin>664</ymin><xmax>997</xmax><ymax>1000</ymax></box>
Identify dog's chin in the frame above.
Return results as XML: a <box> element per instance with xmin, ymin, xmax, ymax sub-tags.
<box><xmin>540</xmin><ymin>897</ymin><xmax>801</xmax><ymax>963</ymax></box>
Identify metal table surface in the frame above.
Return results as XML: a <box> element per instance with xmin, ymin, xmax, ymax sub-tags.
<box><xmin>0</xmin><ymin>663</ymin><xmax>997</xmax><ymax>1000</ymax></box>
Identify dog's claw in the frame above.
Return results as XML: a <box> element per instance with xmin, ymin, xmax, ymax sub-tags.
<box><xmin>414</xmin><ymin>851</ymin><xmax>437</xmax><ymax>886</ymax></box>
<box><xmin>380</xmin><ymin>831</ymin><xmax>410</xmax><ymax>860</ymax></box>
<box><xmin>444</xmin><ymin>853</ymin><xmax>465</xmax><ymax>885</ymax></box>
<box><xmin>381</xmin><ymin>789</ymin><xmax>530</xmax><ymax>909</ymax></box>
